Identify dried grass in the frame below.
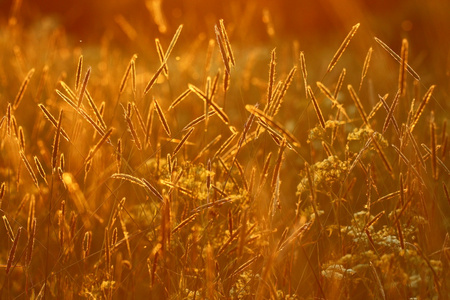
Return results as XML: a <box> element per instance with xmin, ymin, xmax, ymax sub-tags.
<box><xmin>0</xmin><ymin>12</ymin><xmax>447</xmax><ymax>300</ymax></box>
<box><xmin>13</xmin><ymin>68</ymin><xmax>34</xmax><ymax>110</ymax></box>
<box><xmin>326</xmin><ymin>23</ymin><xmax>360</xmax><ymax>74</ymax></box>
<box><xmin>153</xmin><ymin>98</ymin><xmax>171</xmax><ymax>137</ymax></box>
<box><xmin>6</xmin><ymin>227</ymin><xmax>22</xmax><ymax>274</ymax></box>
<box><xmin>375</xmin><ymin>37</ymin><xmax>420</xmax><ymax>81</ymax></box>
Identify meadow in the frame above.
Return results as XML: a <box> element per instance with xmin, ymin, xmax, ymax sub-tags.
<box><xmin>0</xmin><ymin>0</ymin><xmax>449</xmax><ymax>299</ymax></box>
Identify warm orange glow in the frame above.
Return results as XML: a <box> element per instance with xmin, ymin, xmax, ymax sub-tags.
<box><xmin>0</xmin><ymin>0</ymin><xmax>449</xmax><ymax>299</ymax></box>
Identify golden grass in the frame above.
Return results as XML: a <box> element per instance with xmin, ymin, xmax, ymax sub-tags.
<box><xmin>399</xmin><ymin>39</ymin><xmax>408</xmax><ymax>96</ymax></box>
<box><xmin>347</xmin><ymin>84</ymin><xmax>370</xmax><ymax>127</ymax></box>
<box><xmin>75</xmin><ymin>55</ymin><xmax>83</xmax><ymax>92</ymax></box>
<box><xmin>119</xmin><ymin>54</ymin><xmax>137</xmax><ymax>96</ymax></box>
<box><xmin>38</xmin><ymin>104</ymin><xmax>70</xmax><ymax>141</ymax></box>
<box><xmin>0</xmin><ymin>6</ymin><xmax>448</xmax><ymax>299</ymax></box>
<box><xmin>299</xmin><ymin>51</ymin><xmax>308</xmax><ymax>98</ymax></box>
<box><xmin>382</xmin><ymin>90</ymin><xmax>400</xmax><ymax>133</ymax></box>
<box><xmin>267</xmin><ymin>48</ymin><xmax>277</xmax><ymax>104</ymax></box>
<box><xmin>51</xmin><ymin>109</ymin><xmax>63</xmax><ymax>171</ymax></box>
<box><xmin>172</xmin><ymin>127</ymin><xmax>194</xmax><ymax>157</ymax></box>
<box><xmin>246</xmin><ymin>104</ymin><xmax>301</xmax><ymax>148</ymax></box>
<box><xmin>410</xmin><ymin>85</ymin><xmax>436</xmax><ymax>132</ymax></box>
<box><xmin>19</xmin><ymin>151</ymin><xmax>39</xmax><ymax>188</ymax></box>
<box><xmin>5</xmin><ymin>227</ymin><xmax>22</xmax><ymax>275</ymax></box>
<box><xmin>85</xmin><ymin>128</ymin><xmax>113</xmax><ymax>163</ymax></box>
<box><xmin>169</xmin><ymin>89</ymin><xmax>191</xmax><ymax>110</ymax></box>
<box><xmin>307</xmin><ymin>86</ymin><xmax>326</xmax><ymax>129</ymax></box>
<box><xmin>219</xmin><ymin>19</ymin><xmax>236</xmax><ymax>68</ymax></box>
<box><xmin>359</xmin><ymin>47</ymin><xmax>373</xmax><ymax>91</ymax></box>
<box><xmin>155</xmin><ymin>38</ymin><xmax>169</xmax><ymax>77</ymax></box>
<box><xmin>77</xmin><ymin>67</ymin><xmax>91</xmax><ymax>108</ymax></box>
<box><xmin>12</xmin><ymin>68</ymin><xmax>34</xmax><ymax>110</ymax></box>
<box><xmin>182</xmin><ymin>110</ymin><xmax>216</xmax><ymax>131</ymax></box>
<box><xmin>326</xmin><ymin>23</ymin><xmax>360</xmax><ymax>74</ymax></box>
<box><xmin>153</xmin><ymin>98</ymin><xmax>171</xmax><ymax>137</ymax></box>
<box><xmin>125</xmin><ymin>108</ymin><xmax>142</xmax><ymax>150</ymax></box>
<box><xmin>2</xmin><ymin>215</ymin><xmax>14</xmax><ymax>242</ymax></box>
<box><xmin>375</xmin><ymin>37</ymin><xmax>420</xmax><ymax>81</ymax></box>
<box><xmin>215</xmin><ymin>24</ymin><xmax>231</xmax><ymax>74</ymax></box>
<box><xmin>189</xmin><ymin>83</ymin><xmax>229</xmax><ymax>124</ymax></box>
<box><xmin>33</xmin><ymin>156</ymin><xmax>47</xmax><ymax>184</ymax></box>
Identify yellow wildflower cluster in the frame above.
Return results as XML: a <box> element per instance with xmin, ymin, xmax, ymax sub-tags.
<box><xmin>347</xmin><ymin>126</ymin><xmax>388</xmax><ymax>148</ymax></box>
<box><xmin>296</xmin><ymin>155</ymin><xmax>349</xmax><ymax>195</ymax></box>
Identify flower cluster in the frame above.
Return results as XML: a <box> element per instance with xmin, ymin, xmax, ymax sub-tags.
<box><xmin>296</xmin><ymin>155</ymin><xmax>349</xmax><ymax>196</ymax></box>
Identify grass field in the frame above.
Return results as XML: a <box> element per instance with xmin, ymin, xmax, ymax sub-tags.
<box><xmin>0</xmin><ymin>0</ymin><xmax>449</xmax><ymax>299</ymax></box>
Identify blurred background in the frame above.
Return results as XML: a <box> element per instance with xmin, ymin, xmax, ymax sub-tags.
<box><xmin>1</xmin><ymin>0</ymin><xmax>449</xmax><ymax>85</ymax></box>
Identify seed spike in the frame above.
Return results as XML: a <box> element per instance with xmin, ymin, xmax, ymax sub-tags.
<box><xmin>34</xmin><ymin>156</ymin><xmax>48</xmax><ymax>184</ymax></box>
<box><xmin>245</xmin><ymin>105</ymin><xmax>301</xmax><ymax>148</ymax></box>
<box><xmin>143</xmin><ymin>63</ymin><xmax>165</xmax><ymax>95</ymax></box>
<box><xmin>410</xmin><ymin>85</ymin><xmax>436</xmax><ymax>132</ymax></box>
<box><xmin>182</xmin><ymin>110</ymin><xmax>216</xmax><ymax>132</ymax></box>
<box><xmin>348</xmin><ymin>84</ymin><xmax>370</xmax><ymax>128</ymax></box>
<box><xmin>78</xmin><ymin>67</ymin><xmax>91</xmax><ymax>108</ymax></box>
<box><xmin>125</xmin><ymin>113</ymin><xmax>142</xmax><ymax>150</ymax></box>
<box><xmin>52</xmin><ymin>110</ymin><xmax>63</xmax><ymax>172</ymax></box>
<box><xmin>6</xmin><ymin>227</ymin><xmax>23</xmax><ymax>274</ymax></box>
<box><xmin>307</xmin><ymin>86</ymin><xmax>326</xmax><ymax>129</ymax></box>
<box><xmin>334</xmin><ymin>68</ymin><xmax>346</xmax><ymax>99</ymax></box>
<box><xmin>399</xmin><ymin>39</ymin><xmax>408</xmax><ymax>96</ymax></box>
<box><xmin>20</xmin><ymin>151</ymin><xmax>39</xmax><ymax>188</ymax></box>
<box><xmin>85</xmin><ymin>128</ymin><xmax>113</xmax><ymax>163</ymax></box>
<box><xmin>6</xmin><ymin>103</ymin><xmax>11</xmax><ymax>136</ymax></box>
<box><xmin>299</xmin><ymin>51</ymin><xmax>308</xmax><ymax>98</ymax></box>
<box><xmin>86</xmin><ymin>90</ymin><xmax>107</xmax><ymax>130</ymax></box>
<box><xmin>153</xmin><ymin>98</ymin><xmax>171</xmax><ymax>137</ymax></box>
<box><xmin>375</xmin><ymin>37</ymin><xmax>420</xmax><ymax>81</ymax></box>
<box><xmin>75</xmin><ymin>55</ymin><xmax>83</xmax><ymax>92</ymax></box>
<box><xmin>316</xmin><ymin>81</ymin><xmax>349</xmax><ymax>120</ymax></box>
<box><xmin>382</xmin><ymin>91</ymin><xmax>401</xmax><ymax>134</ymax></box>
<box><xmin>189</xmin><ymin>84</ymin><xmax>229</xmax><ymax>124</ymax></box>
<box><xmin>142</xmin><ymin>178</ymin><xmax>164</xmax><ymax>202</ymax></box>
<box><xmin>215</xmin><ymin>24</ymin><xmax>230</xmax><ymax>74</ymax></box>
<box><xmin>155</xmin><ymin>38</ymin><xmax>169</xmax><ymax>77</ymax></box>
<box><xmin>173</xmin><ymin>127</ymin><xmax>194</xmax><ymax>157</ymax></box>
<box><xmin>359</xmin><ymin>47</ymin><xmax>373</xmax><ymax>92</ymax></box>
<box><xmin>13</xmin><ymin>68</ymin><xmax>35</xmax><ymax>110</ymax></box>
<box><xmin>219</xmin><ymin>19</ymin><xmax>235</xmax><ymax>67</ymax></box>
<box><xmin>327</xmin><ymin>23</ymin><xmax>360</xmax><ymax>74</ymax></box>
<box><xmin>164</xmin><ymin>24</ymin><xmax>183</xmax><ymax>63</ymax></box>
<box><xmin>145</xmin><ymin>102</ymin><xmax>154</xmax><ymax>147</ymax></box>
<box><xmin>267</xmin><ymin>48</ymin><xmax>277</xmax><ymax>106</ymax></box>
<box><xmin>169</xmin><ymin>89</ymin><xmax>191</xmax><ymax>110</ymax></box>
<box><xmin>119</xmin><ymin>54</ymin><xmax>137</xmax><ymax>95</ymax></box>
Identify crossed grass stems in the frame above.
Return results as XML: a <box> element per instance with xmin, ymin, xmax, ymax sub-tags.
<box><xmin>1</xmin><ymin>19</ymin><xmax>448</xmax><ymax>299</ymax></box>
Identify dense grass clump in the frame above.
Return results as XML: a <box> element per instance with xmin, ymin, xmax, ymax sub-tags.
<box><xmin>0</xmin><ymin>1</ymin><xmax>449</xmax><ymax>299</ymax></box>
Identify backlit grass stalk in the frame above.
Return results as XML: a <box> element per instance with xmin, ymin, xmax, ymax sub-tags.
<box><xmin>375</xmin><ymin>37</ymin><xmax>420</xmax><ymax>81</ymax></box>
<box><xmin>348</xmin><ymin>84</ymin><xmax>370</xmax><ymax>128</ymax></box>
<box><xmin>13</xmin><ymin>68</ymin><xmax>34</xmax><ymax>110</ymax></box>
<box><xmin>267</xmin><ymin>48</ymin><xmax>277</xmax><ymax>104</ymax></box>
<box><xmin>6</xmin><ymin>227</ymin><xmax>22</xmax><ymax>274</ymax></box>
<box><xmin>153</xmin><ymin>98</ymin><xmax>171</xmax><ymax>137</ymax></box>
<box><xmin>327</xmin><ymin>23</ymin><xmax>360</xmax><ymax>74</ymax></box>
<box><xmin>307</xmin><ymin>86</ymin><xmax>326</xmax><ymax>129</ymax></box>
<box><xmin>359</xmin><ymin>47</ymin><xmax>373</xmax><ymax>91</ymax></box>
<box><xmin>77</xmin><ymin>67</ymin><xmax>91</xmax><ymax>108</ymax></box>
<box><xmin>299</xmin><ymin>51</ymin><xmax>308</xmax><ymax>97</ymax></box>
<box><xmin>409</xmin><ymin>85</ymin><xmax>436</xmax><ymax>132</ymax></box>
<box><xmin>20</xmin><ymin>151</ymin><xmax>39</xmax><ymax>188</ymax></box>
<box><xmin>398</xmin><ymin>39</ymin><xmax>408</xmax><ymax>96</ymax></box>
